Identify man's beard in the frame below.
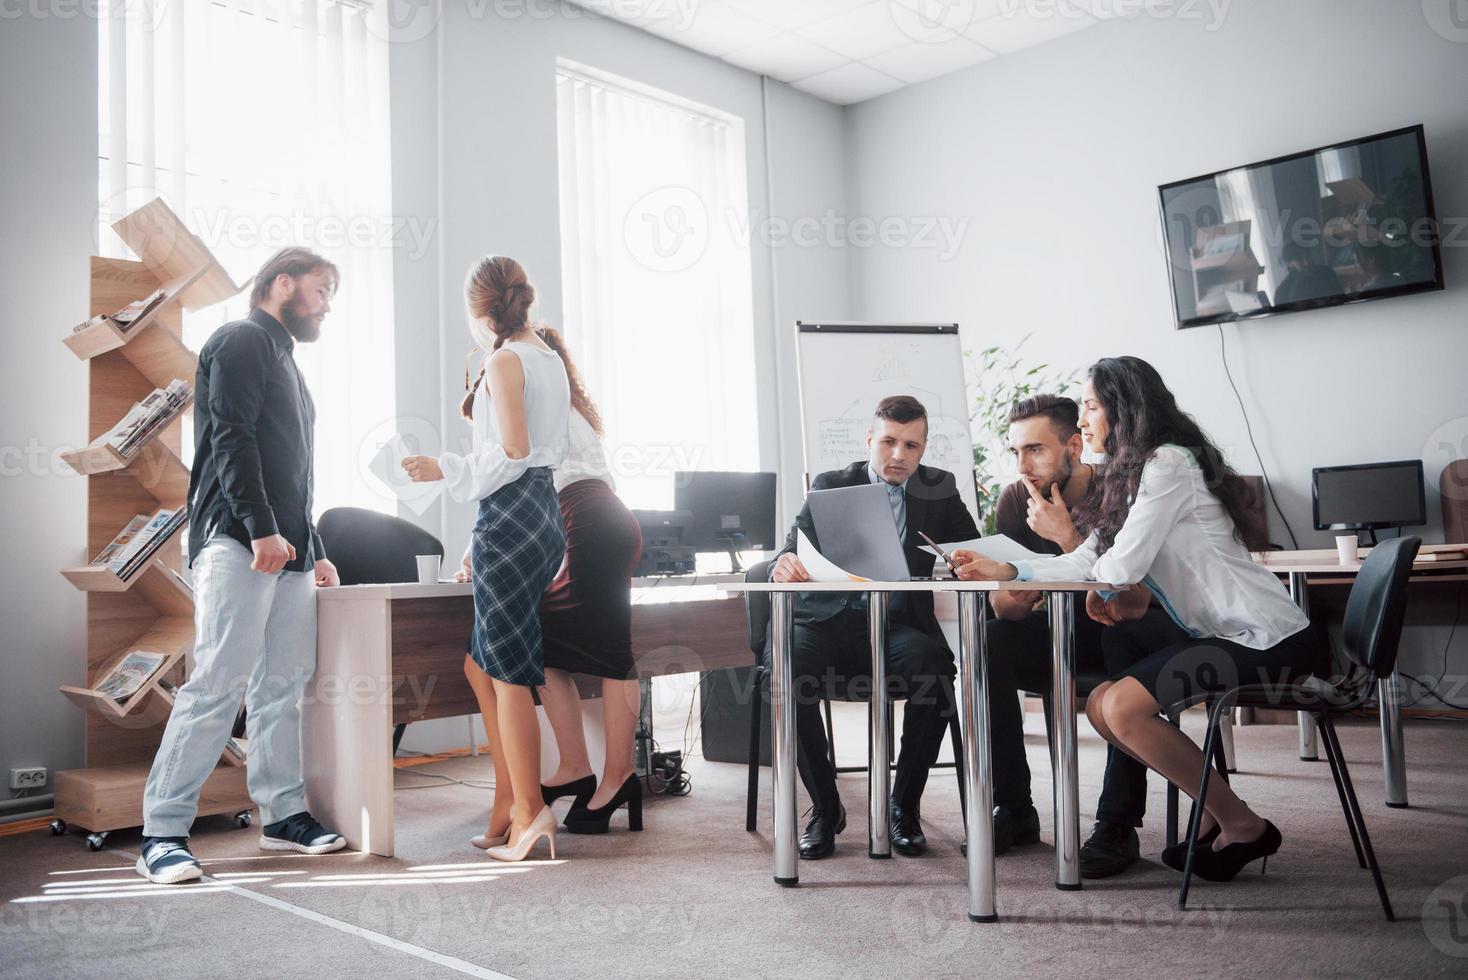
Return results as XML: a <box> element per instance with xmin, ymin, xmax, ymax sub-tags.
<box><xmin>280</xmin><ymin>296</ymin><xmax>322</xmax><ymax>342</ymax></box>
<box><xmin>1047</xmin><ymin>455</ymin><xmax>1074</xmax><ymax>499</ymax></box>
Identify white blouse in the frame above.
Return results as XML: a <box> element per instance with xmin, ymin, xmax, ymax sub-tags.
<box><xmin>1013</xmin><ymin>445</ymin><xmax>1309</xmax><ymax>650</ymax></box>
<box><xmin>438</xmin><ymin>342</ymin><xmax>570</xmax><ymax>503</ymax></box>
<box><xmin>555</xmin><ymin>409</ymin><xmax>614</xmax><ymax>494</ymax></box>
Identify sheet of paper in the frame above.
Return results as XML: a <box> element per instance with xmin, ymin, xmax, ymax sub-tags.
<box><xmin>921</xmin><ymin>533</ymin><xmax>1047</xmax><ymax>566</ymax></box>
<box><xmin>368</xmin><ymin>433</ymin><xmax>439</xmax><ymax>517</ymax></box>
<box><xmin>797</xmin><ymin>529</ymin><xmax>870</xmax><ymax>583</ymax></box>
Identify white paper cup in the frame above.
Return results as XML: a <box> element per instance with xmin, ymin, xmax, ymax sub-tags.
<box><xmin>416</xmin><ymin>554</ymin><xmax>441</xmax><ymax>584</ymax></box>
<box><xmin>1335</xmin><ymin>534</ymin><xmax>1359</xmax><ymax>564</ymax></box>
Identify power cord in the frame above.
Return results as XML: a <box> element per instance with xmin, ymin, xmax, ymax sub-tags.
<box><xmin>641</xmin><ymin>735</ymin><xmax>691</xmax><ymax>796</ymax></box>
<box><xmin>1404</xmin><ymin>583</ymin><xmax>1468</xmax><ymax>710</ymax></box>
<box><xmin>1218</xmin><ymin>325</ymin><xmax>1300</xmax><ymax>549</ymax></box>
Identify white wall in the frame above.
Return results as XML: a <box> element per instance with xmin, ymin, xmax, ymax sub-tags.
<box><xmin>1</xmin><ymin>12</ymin><xmax>96</xmax><ymax>800</ymax></box>
<box><xmin>386</xmin><ymin>3</ymin><xmax>850</xmax><ymax>750</ymax></box>
<box><xmin>844</xmin><ymin>0</ymin><xmax>1468</xmax><ymax>678</ymax></box>
<box><xmin>413</xmin><ymin>1</ymin><xmax>850</xmax><ymax>553</ymax></box>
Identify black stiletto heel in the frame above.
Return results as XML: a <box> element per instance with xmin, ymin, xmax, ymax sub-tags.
<box><xmin>1193</xmin><ymin>820</ymin><xmax>1281</xmax><ymax>882</ymax></box>
<box><xmin>541</xmin><ymin>775</ymin><xmax>596</xmax><ymax>809</ymax></box>
<box><xmin>1161</xmin><ymin>824</ymin><xmax>1221</xmax><ymax>872</ymax></box>
<box><xmin>564</xmin><ymin>775</ymin><xmax>643</xmax><ymax>834</ymax></box>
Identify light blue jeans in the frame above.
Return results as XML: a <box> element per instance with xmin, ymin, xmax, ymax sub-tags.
<box><xmin>142</xmin><ymin>536</ymin><xmax>317</xmax><ymax>838</ymax></box>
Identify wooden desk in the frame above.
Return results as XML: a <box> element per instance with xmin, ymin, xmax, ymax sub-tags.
<box><xmin>1253</xmin><ymin>546</ymin><xmax>1468</xmax><ymax>807</ymax></box>
<box><xmin>303</xmin><ymin>576</ymin><xmax>750</xmax><ymax>856</ymax></box>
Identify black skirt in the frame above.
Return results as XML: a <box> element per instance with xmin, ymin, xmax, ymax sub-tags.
<box><xmin>539</xmin><ymin>478</ymin><xmax>643</xmax><ymax>680</ymax></box>
<box><xmin>1119</xmin><ymin>624</ymin><xmax>1323</xmax><ymax>712</ymax></box>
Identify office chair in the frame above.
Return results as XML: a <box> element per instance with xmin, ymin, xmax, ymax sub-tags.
<box><xmin>317</xmin><ymin>506</ymin><xmax>446</xmax><ymax>754</ymax></box>
<box><xmin>740</xmin><ymin>560</ymin><xmax>967</xmax><ymax>832</ymax></box>
<box><xmin>1176</xmin><ymin>535</ymin><xmax>1420</xmax><ymax>921</ymax></box>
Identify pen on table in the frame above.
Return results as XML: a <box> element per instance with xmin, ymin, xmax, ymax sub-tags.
<box><xmin>918</xmin><ymin>531</ymin><xmax>960</xmax><ymax>577</ymax></box>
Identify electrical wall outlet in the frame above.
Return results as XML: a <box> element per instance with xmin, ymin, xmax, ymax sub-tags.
<box><xmin>9</xmin><ymin>767</ymin><xmax>47</xmax><ymax>790</ymax></box>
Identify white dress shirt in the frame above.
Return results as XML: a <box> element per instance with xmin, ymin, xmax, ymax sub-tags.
<box><xmin>1013</xmin><ymin>444</ymin><xmax>1308</xmax><ymax>650</ymax></box>
<box><xmin>438</xmin><ymin>342</ymin><xmax>570</xmax><ymax>503</ymax></box>
<box><xmin>554</xmin><ymin>409</ymin><xmax>614</xmax><ymax>494</ymax></box>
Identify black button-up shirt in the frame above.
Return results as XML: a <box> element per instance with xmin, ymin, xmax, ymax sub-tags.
<box><xmin>187</xmin><ymin>307</ymin><xmax>324</xmax><ymax>572</ymax></box>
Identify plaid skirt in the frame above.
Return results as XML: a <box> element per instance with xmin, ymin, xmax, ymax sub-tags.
<box><xmin>469</xmin><ymin>467</ymin><xmax>566</xmax><ymax>686</ymax></box>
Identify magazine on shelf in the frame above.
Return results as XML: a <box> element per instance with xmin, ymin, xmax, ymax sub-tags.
<box><xmin>90</xmin><ymin>514</ymin><xmax>151</xmax><ymax>566</ymax></box>
<box><xmin>71</xmin><ymin>287</ymin><xmax>170</xmax><ymax>335</ymax></box>
<box><xmin>106</xmin><ymin>506</ymin><xmax>188</xmax><ymax>580</ymax></box>
<box><xmin>223</xmin><ymin>737</ymin><xmax>248</xmax><ymax>764</ymax></box>
<box><xmin>89</xmin><ymin>379</ymin><xmax>192</xmax><ymax>459</ymax></box>
<box><xmin>93</xmin><ymin>650</ymin><xmax>167</xmax><ymax>703</ymax></box>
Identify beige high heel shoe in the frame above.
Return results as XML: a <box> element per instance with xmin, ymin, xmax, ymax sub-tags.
<box><xmin>486</xmin><ymin>806</ymin><xmax>557</xmax><ymax>862</ymax></box>
<box><xmin>469</xmin><ymin>827</ymin><xmax>509</xmax><ymax>850</ymax></box>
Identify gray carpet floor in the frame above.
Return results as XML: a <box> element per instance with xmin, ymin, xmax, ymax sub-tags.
<box><xmin>4</xmin><ymin>709</ymin><xmax>1466</xmax><ymax>978</ymax></box>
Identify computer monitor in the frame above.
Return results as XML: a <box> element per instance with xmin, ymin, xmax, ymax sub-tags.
<box><xmin>672</xmin><ymin>471</ymin><xmax>777</xmax><ymax>572</ymax></box>
<box><xmin>1312</xmin><ymin>460</ymin><xmax>1426</xmax><ymax>537</ymax></box>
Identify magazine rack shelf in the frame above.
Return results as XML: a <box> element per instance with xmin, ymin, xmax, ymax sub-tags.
<box><xmin>51</xmin><ymin>198</ymin><xmax>252</xmax><ymax>851</ymax></box>
<box><xmin>58</xmin><ymin>642</ymin><xmax>188</xmax><ymax>726</ymax></box>
<box><xmin>60</xmin><ymin>429</ymin><xmax>192</xmax><ymax>501</ymax></box>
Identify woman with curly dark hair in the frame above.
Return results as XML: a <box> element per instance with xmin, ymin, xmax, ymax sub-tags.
<box><xmin>954</xmin><ymin>356</ymin><xmax>1321</xmax><ymax>883</ymax></box>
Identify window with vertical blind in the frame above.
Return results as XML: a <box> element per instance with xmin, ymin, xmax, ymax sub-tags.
<box><xmin>555</xmin><ymin>61</ymin><xmax>759</xmax><ymax>511</ymax></box>
<box><xmin>97</xmin><ymin>0</ymin><xmax>397</xmax><ymax>514</ymax></box>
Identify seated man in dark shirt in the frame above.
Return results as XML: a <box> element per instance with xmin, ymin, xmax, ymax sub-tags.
<box><xmin>982</xmin><ymin>394</ymin><xmax>1173</xmax><ymax>877</ymax></box>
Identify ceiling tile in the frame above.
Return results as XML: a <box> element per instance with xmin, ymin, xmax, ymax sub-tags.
<box><xmin>798</xmin><ymin>1</ymin><xmax>950</xmax><ymax>61</ymax></box>
<box><xmin>961</xmin><ymin>7</ymin><xmax>1098</xmax><ymax>54</ymax></box>
<box><xmin>889</xmin><ymin>0</ymin><xmax>1008</xmax><ymax>35</ymax></box>
<box><xmin>791</xmin><ymin>61</ymin><xmax>905</xmax><ymax>105</ymax></box>
<box><xmin>722</xmin><ymin>33</ymin><xmax>852</xmax><ymax>83</ymax></box>
<box><xmin>720</xmin><ymin>0</ymin><xmax>874</xmax><ymax>31</ymax></box>
<box><xmin>642</xmin><ymin>2</ymin><xmax>784</xmax><ymax>57</ymax></box>
<box><xmin>863</xmin><ymin>35</ymin><xmax>995</xmax><ymax>84</ymax></box>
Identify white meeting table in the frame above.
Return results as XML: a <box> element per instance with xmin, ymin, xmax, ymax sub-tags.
<box><xmin>720</xmin><ymin>577</ymin><xmax>1113</xmax><ymax>923</ymax></box>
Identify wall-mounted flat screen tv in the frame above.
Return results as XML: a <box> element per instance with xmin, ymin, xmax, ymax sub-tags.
<box><xmin>1159</xmin><ymin>125</ymin><xmax>1443</xmax><ymax>329</ymax></box>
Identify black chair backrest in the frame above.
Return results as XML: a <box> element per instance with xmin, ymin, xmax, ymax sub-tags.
<box><xmin>317</xmin><ymin>506</ymin><xmax>445</xmax><ymax>586</ymax></box>
<box><xmin>1341</xmin><ymin>535</ymin><xmax>1420</xmax><ymax>678</ymax></box>
<box><xmin>744</xmin><ymin>559</ymin><xmax>773</xmax><ymax>658</ymax></box>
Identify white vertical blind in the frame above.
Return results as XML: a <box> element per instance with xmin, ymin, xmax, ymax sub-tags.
<box><xmin>555</xmin><ymin>63</ymin><xmax>759</xmax><ymax>510</ymax></box>
<box><xmin>98</xmin><ymin>0</ymin><xmax>397</xmax><ymax>515</ymax></box>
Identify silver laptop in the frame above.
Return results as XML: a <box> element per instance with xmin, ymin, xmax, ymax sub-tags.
<box><xmin>806</xmin><ymin>482</ymin><xmax>921</xmax><ymax>582</ymax></box>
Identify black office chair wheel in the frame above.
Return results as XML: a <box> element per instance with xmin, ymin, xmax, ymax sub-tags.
<box><xmin>49</xmin><ymin>819</ymin><xmax>66</xmax><ymax>836</ymax></box>
<box><xmin>85</xmin><ymin>832</ymin><xmax>108</xmax><ymax>852</ymax></box>
<box><xmin>235</xmin><ymin>810</ymin><xmax>253</xmax><ymax>829</ymax></box>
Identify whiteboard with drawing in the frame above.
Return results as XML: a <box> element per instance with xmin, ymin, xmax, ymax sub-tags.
<box><xmin>794</xmin><ymin>322</ymin><xmax>978</xmax><ymax>518</ymax></box>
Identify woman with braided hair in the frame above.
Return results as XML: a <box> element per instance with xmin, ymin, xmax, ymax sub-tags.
<box><xmin>403</xmin><ymin>255</ymin><xmax>570</xmax><ymax>862</ymax></box>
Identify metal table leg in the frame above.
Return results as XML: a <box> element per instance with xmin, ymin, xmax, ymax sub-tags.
<box><xmin>770</xmin><ymin>591</ymin><xmax>798</xmax><ymax>885</ymax></box>
<box><xmin>1288</xmin><ymin>572</ymin><xmax>1319</xmax><ymax>761</ymax></box>
<box><xmin>1049</xmin><ymin>591</ymin><xmax>1080</xmax><ymax>891</ymax></box>
<box><xmin>1379</xmin><ymin>667</ymin><xmax>1408</xmax><ymax>807</ymax></box>
<box><xmin>868</xmin><ymin>592</ymin><xmax>892</xmax><ymax>858</ymax></box>
<box><xmin>1218</xmin><ymin>709</ymin><xmax>1237</xmax><ymax>773</ymax></box>
<box><xmin>958</xmin><ymin>591</ymin><xmax>996</xmax><ymax>922</ymax></box>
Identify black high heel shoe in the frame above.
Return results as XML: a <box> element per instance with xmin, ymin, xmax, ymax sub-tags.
<box><xmin>1191</xmin><ymin>820</ymin><xmax>1281</xmax><ymax>882</ymax></box>
<box><xmin>541</xmin><ymin>775</ymin><xmax>596</xmax><ymax>809</ymax></box>
<box><xmin>1161</xmin><ymin>824</ymin><xmax>1221</xmax><ymax>872</ymax></box>
<box><xmin>564</xmin><ymin>775</ymin><xmax>643</xmax><ymax>834</ymax></box>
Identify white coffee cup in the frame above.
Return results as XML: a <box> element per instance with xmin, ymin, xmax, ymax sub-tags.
<box><xmin>416</xmin><ymin>554</ymin><xmax>441</xmax><ymax>585</ymax></box>
<box><xmin>1335</xmin><ymin>534</ymin><xmax>1359</xmax><ymax>564</ymax></box>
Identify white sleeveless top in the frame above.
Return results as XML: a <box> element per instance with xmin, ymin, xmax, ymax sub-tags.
<box><xmin>554</xmin><ymin>409</ymin><xmax>615</xmax><ymax>493</ymax></box>
<box><xmin>438</xmin><ymin>341</ymin><xmax>571</xmax><ymax>503</ymax></box>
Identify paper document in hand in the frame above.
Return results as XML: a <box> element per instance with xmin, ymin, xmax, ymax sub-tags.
<box><xmin>921</xmin><ymin>533</ymin><xmax>1048</xmax><ymax>566</ymax></box>
<box><xmin>368</xmin><ymin>433</ymin><xmax>438</xmax><ymax>517</ymax></box>
<box><xmin>797</xmin><ymin>530</ymin><xmax>870</xmax><ymax>582</ymax></box>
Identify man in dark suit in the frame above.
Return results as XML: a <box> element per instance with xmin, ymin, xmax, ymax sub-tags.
<box><xmin>768</xmin><ymin>395</ymin><xmax>979</xmax><ymax>859</ymax></box>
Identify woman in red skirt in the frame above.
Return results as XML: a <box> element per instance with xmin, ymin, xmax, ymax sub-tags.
<box><xmin>533</xmin><ymin>327</ymin><xmax>644</xmax><ymax>834</ymax></box>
